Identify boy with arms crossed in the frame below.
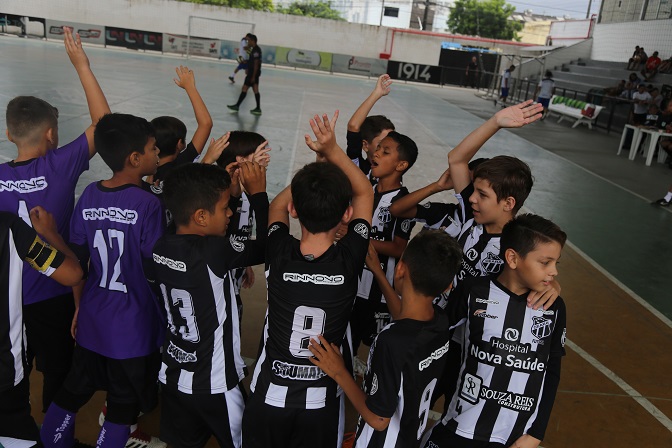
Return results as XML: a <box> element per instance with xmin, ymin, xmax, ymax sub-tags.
<box><xmin>151</xmin><ymin>162</ymin><xmax>268</xmax><ymax>448</ymax></box>
<box><xmin>40</xmin><ymin>113</ymin><xmax>164</xmax><ymax>448</ymax></box>
<box><xmin>424</xmin><ymin>214</ymin><xmax>567</xmax><ymax>448</ymax></box>
<box><xmin>242</xmin><ymin>112</ymin><xmax>373</xmax><ymax>447</ymax></box>
<box><xmin>309</xmin><ymin>230</ymin><xmax>463</xmax><ymax>448</ymax></box>
<box><xmin>0</xmin><ymin>27</ymin><xmax>109</xmax><ymax>413</ymax></box>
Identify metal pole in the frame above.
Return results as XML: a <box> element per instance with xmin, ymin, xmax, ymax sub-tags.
<box><xmin>586</xmin><ymin>0</ymin><xmax>593</xmax><ymax>19</ymax></box>
<box><xmin>186</xmin><ymin>16</ymin><xmax>191</xmax><ymax>59</ymax></box>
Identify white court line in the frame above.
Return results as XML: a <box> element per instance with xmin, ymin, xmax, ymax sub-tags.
<box><xmin>566</xmin><ymin>339</ymin><xmax>672</xmax><ymax>433</ymax></box>
<box><xmin>285</xmin><ymin>90</ymin><xmax>306</xmax><ymax>188</ymax></box>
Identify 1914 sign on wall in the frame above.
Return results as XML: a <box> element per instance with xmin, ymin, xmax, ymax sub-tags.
<box><xmin>387</xmin><ymin>61</ymin><xmax>441</xmax><ymax>85</ymax></box>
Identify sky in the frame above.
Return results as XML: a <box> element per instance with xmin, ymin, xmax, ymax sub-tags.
<box><xmin>506</xmin><ymin>0</ymin><xmax>601</xmax><ymax>19</ymax></box>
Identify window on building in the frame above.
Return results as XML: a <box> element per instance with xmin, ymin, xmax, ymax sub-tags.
<box><xmin>384</xmin><ymin>7</ymin><xmax>400</xmax><ymax>17</ymax></box>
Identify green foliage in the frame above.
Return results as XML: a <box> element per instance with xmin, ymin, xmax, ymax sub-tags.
<box><xmin>447</xmin><ymin>0</ymin><xmax>523</xmax><ymax>41</ymax></box>
<box><xmin>277</xmin><ymin>1</ymin><xmax>345</xmax><ymax>21</ymax></box>
<box><xmin>175</xmin><ymin>0</ymin><xmax>274</xmax><ymax>12</ymax></box>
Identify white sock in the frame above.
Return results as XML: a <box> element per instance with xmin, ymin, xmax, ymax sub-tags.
<box><xmin>664</xmin><ymin>192</ymin><xmax>672</xmax><ymax>202</ymax></box>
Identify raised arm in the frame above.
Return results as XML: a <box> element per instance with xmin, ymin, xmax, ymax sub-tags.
<box><xmin>305</xmin><ymin>111</ymin><xmax>373</xmax><ymax>224</ymax></box>
<box><xmin>174</xmin><ymin>66</ymin><xmax>213</xmax><ymax>154</ymax></box>
<box><xmin>64</xmin><ymin>27</ymin><xmax>110</xmax><ymax>158</ymax></box>
<box><xmin>347</xmin><ymin>74</ymin><xmax>392</xmax><ymax>132</ymax></box>
<box><xmin>389</xmin><ymin>167</ymin><xmax>452</xmax><ymax>218</ymax></box>
<box><xmin>366</xmin><ymin>242</ymin><xmax>402</xmax><ymax>319</ymax></box>
<box><xmin>448</xmin><ymin>100</ymin><xmax>542</xmax><ymax>193</ymax></box>
<box><xmin>269</xmin><ymin>185</ymin><xmax>291</xmax><ymax>227</ymax></box>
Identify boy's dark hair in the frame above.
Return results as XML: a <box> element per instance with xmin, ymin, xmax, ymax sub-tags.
<box><xmin>473</xmin><ymin>155</ymin><xmax>533</xmax><ymax>213</ymax></box>
<box><xmin>163</xmin><ymin>163</ymin><xmax>232</xmax><ymax>227</ymax></box>
<box><xmin>468</xmin><ymin>157</ymin><xmax>489</xmax><ymax>172</ymax></box>
<box><xmin>360</xmin><ymin>115</ymin><xmax>395</xmax><ymax>145</ymax></box>
<box><xmin>401</xmin><ymin>230</ymin><xmax>462</xmax><ymax>297</ymax></box>
<box><xmin>385</xmin><ymin>131</ymin><xmax>418</xmax><ymax>174</ymax></box>
<box><xmin>216</xmin><ymin>131</ymin><xmax>266</xmax><ymax>168</ymax></box>
<box><xmin>246</xmin><ymin>33</ymin><xmax>257</xmax><ymax>43</ymax></box>
<box><xmin>500</xmin><ymin>214</ymin><xmax>567</xmax><ymax>258</ymax></box>
<box><xmin>6</xmin><ymin>96</ymin><xmax>59</xmax><ymax>143</ymax></box>
<box><xmin>151</xmin><ymin>116</ymin><xmax>187</xmax><ymax>159</ymax></box>
<box><xmin>291</xmin><ymin>162</ymin><xmax>352</xmax><ymax>234</ymax></box>
<box><xmin>94</xmin><ymin>113</ymin><xmax>154</xmax><ymax>173</ymax></box>
<box><xmin>545</xmin><ymin>70</ymin><xmax>553</xmax><ymax>78</ymax></box>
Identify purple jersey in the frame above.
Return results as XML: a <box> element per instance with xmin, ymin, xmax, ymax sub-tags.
<box><xmin>0</xmin><ymin>134</ymin><xmax>89</xmax><ymax>304</ymax></box>
<box><xmin>70</xmin><ymin>182</ymin><xmax>165</xmax><ymax>359</ymax></box>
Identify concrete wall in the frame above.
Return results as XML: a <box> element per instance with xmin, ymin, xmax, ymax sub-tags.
<box><xmin>591</xmin><ymin>19</ymin><xmax>672</xmax><ymax>61</ymax></box>
<box><xmin>516</xmin><ymin>39</ymin><xmax>593</xmax><ymax>81</ymax></box>
<box><xmin>2</xmin><ymin>0</ymin><xmax>534</xmax><ymax>66</ymax></box>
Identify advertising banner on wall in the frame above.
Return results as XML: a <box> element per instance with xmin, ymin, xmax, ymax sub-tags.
<box><xmin>105</xmin><ymin>26</ymin><xmax>162</xmax><ymax>51</ymax></box>
<box><xmin>387</xmin><ymin>61</ymin><xmax>442</xmax><ymax>85</ymax></box>
<box><xmin>219</xmin><ymin>41</ymin><xmax>277</xmax><ymax>65</ymax></box>
<box><xmin>163</xmin><ymin>34</ymin><xmax>220</xmax><ymax>58</ymax></box>
<box><xmin>275</xmin><ymin>47</ymin><xmax>332</xmax><ymax>71</ymax></box>
<box><xmin>45</xmin><ymin>20</ymin><xmax>105</xmax><ymax>45</ymax></box>
<box><xmin>332</xmin><ymin>54</ymin><xmax>388</xmax><ymax>77</ymax></box>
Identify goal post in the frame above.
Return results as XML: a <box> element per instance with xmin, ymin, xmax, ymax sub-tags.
<box><xmin>186</xmin><ymin>16</ymin><xmax>255</xmax><ymax>59</ymax></box>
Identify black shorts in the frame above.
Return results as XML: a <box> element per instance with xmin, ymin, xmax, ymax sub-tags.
<box><xmin>160</xmin><ymin>384</ymin><xmax>246</xmax><ymax>448</ymax></box>
<box><xmin>350</xmin><ymin>297</ymin><xmax>392</xmax><ymax>349</ymax></box>
<box><xmin>242</xmin><ymin>391</ymin><xmax>342</xmax><ymax>448</ymax></box>
<box><xmin>55</xmin><ymin>345</ymin><xmax>160</xmax><ymax>423</ymax></box>
<box><xmin>23</xmin><ymin>292</ymin><xmax>76</xmax><ymax>374</ymax></box>
<box><xmin>0</xmin><ymin>376</ymin><xmax>41</xmax><ymax>443</ymax></box>
<box><xmin>244</xmin><ymin>74</ymin><xmax>260</xmax><ymax>87</ymax></box>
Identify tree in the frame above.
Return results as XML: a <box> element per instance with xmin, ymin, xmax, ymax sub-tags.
<box><xmin>277</xmin><ymin>1</ymin><xmax>345</xmax><ymax>21</ymax></box>
<box><xmin>176</xmin><ymin>0</ymin><xmax>274</xmax><ymax>12</ymax></box>
<box><xmin>447</xmin><ymin>0</ymin><xmax>523</xmax><ymax>41</ymax></box>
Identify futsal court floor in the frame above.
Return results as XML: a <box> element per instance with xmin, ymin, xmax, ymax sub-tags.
<box><xmin>1</xmin><ymin>35</ymin><xmax>671</xmax><ymax>447</ymax></box>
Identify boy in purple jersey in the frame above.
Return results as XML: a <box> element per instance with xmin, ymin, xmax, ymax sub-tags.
<box><xmin>0</xmin><ymin>27</ymin><xmax>109</xmax><ymax>413</ymax></box>
<box><xmin>40</xmin><ymin>113</ymin><xmax>164</xmax><ymax>448</ymax></box>
<box><xmin>242</xmin><ymin>112</ymin><xmax>373</xmax><ymax>448</ymax></box>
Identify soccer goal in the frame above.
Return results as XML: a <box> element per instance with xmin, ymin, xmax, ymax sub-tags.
<box><xmin>187</xmin><ymin>15</ymin><xmax>255</xmax><ymax>59</ymax></box>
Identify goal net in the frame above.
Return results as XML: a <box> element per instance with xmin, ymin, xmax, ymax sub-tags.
<box><xmin>186</xmin><ymin>16</ymin><xmax>255</xmax><ymax>59</ymax></box>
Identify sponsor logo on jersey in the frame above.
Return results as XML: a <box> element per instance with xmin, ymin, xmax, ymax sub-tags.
<box><xmin>531</xmin><ymin>316</ymin><xmax>553</xmax><ymax>339</ymax></box>
<box><xmin>422</xmin><ymin>202</ymin><xmax>431</xmax><ymax>208</ymax></box>
<box><xmin>401</xmin><ymin>219</ymin><xmax>412</xmax><ymax>233</ymax></box>
<box><xmin>0</xmin><ymin>176</ymin><xmax>48</xmax><ymax>193</ymax></box>
<box><xmin>283</xmin><ymin>272</ymin><xmax>344</xmax><ymax>285</ymax></box>
<box><xmin>53</xmin><ymin>413</ymin><xmax>73</xmax><ymax>443</ymax></box>
<box><xmin>479</xmin><ymin>386</ymin><xmax>536</xmax><ymax>412</ymax></box>
<box><xmin>561</xmin><ymin>328</ymin><xmax>567</xmax><ymax>347</ymax></box>
<box><xmin>153</xmin><ymin>253</ymin><xmax>187</xmax><ymax>272</ymax></box>
<box><xmin>460</xmin><ymin>372</ymin><xmax>482</xmax><ymax>404</ymax></box>
<box><xmin>482</xmin><ymin>252</ymin><xmax>504</xmax><ymax>274</ymax></box>
<box><xmin>272</xmin><ymin>360</ymin><xmax>327</xmax><ymax>380</ymax></box>
<box><xmin>377</xmin><ymin>207</ymin><xmax>391</xmax><ymax>224</ymax></box>
<box><xmin>465</xmin><ymin>248</ymin><xmax>478</xmax><ymax>261</ymax></box>
<box><xmin>229</xmin><ymin>235</ymin><xmax>245</xmax><ymax>252</ymax></box>
<box><xmin>374</xmin><ymin>312</ymin><xmax>391</xmax><ymax>333</ymax></box>
<box><xmin>353</xmin><ymin>223</ymin><xmax>369</xmax><ymax>239</ymax></box>
<box><xmin>268</xmin><ymin>224</ymin><xmax>280</xmax><ymax>236</ymax></box>
<box><xmin>167</xmin><ymin>341</ymin><xmax>197</xmax><ymax>363</ymax></box>
<box><xmin>476</xmin><ymin>298</ymin><xmax>499</xmax><ymax>305</ymax></box>
<box><xmin>490</xmin><ymin>337</ymin><xmax>530</xmax><ymax>355</ymax></box>
<box><xmin>150</xmin><ymin>181</ymin><xmax>163</xmax><ymax>194</ymax></box>
<box><xmin>459</xmin><ymin>258</ymin><xmax>481</xmax><ymax>280</ymax></box>
<box><xmin>470</xmin><ymin>344</ymin><xmax>545</xmax><ymax>373</ymax></box>
<box><xmin>82</xmin><ymin>207</ymin><xmax>138</xmax><ymax>224</ymax></box>
<box><xmin>541</xmin><ymin>309</ymin><xmax>555</xmax><ymax>315</ymax></box>
<box><xmin>504</xmin><ymin>328</ymin><xmax>520</xmax><ymax>341</ymax></box>
<box><xmin>419</xmin><ymin>340</ymin><xmax>450</xmax><ymax>371</ymax></box>
<box><xmin>473</xmin><ymin>309</ymin><xmax>498</xmax><ymax>319</ymax></box>
<box><xmin>370</xmin><ymin>373</ymin><xmax>379</xmax><ymax>395</ymax></box>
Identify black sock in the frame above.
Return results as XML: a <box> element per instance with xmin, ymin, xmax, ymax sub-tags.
<box><xmin>255</xmin><ymin>93</ymin><xmax>261</xmax><ymax>109</ymax></box>
<box><xmin>236</xmin><ymin>92</ymin><xmax>247</xmax><ymax>106</ymax></box>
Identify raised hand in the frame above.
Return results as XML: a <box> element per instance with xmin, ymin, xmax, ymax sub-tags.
<box><xmin>304</xmin><ymin>110</ymin><xmax>339</xmax><ymax>154</ymax></box>
<box><xmin>435</xmin><ymin>167</ymin><xmax>453</xmax><ymax>191</ymax></box>
<box><xmin>64</xmin><ymin>27</ymin><xmax>90</xmax><ymax>71</ymax></box>
<box><xmin>373</xmin><ymin>74</ymin><xmax>393</xmax><ymax>98</ymax></box>
<box><xmin>252</xmin><ymin>140</ymin><xmax>271</xmax><ymax>167</ymax></box>
<box><xmin>494</xmin><ymin>100</ymin><xmax>543</xmax><ymax>129</ymax></box>
<box><xmin>201</xmin><ymin>133</ymin><xmax>231</xmax><ymax>165</ymax></box>
<box><xmin>238</xmin><ymin>161</ymin><xmax>266</xmax><ymax>196</ymax></box>
<box><xmin>174</xmin><ymin>65</ymin><xmax>196</xmax><ymax>91</ymax></box>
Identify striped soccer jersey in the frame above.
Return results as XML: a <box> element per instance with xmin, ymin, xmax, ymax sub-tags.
<box><xmin>437</xmin><ymin>277</ymin><xmax>566</xmax><ymax>446</ymax></box>
<box><xmin>250</xmin><ymin>218</ymin><xmax>370</xmax><ymax>409</ymax></box>
<box><xmin>356</xmin><ymin>186</ymin><xmax>414</xmax><ymax>304</ymax></box>
<box><xmin>414</xmin><ymin>201</ymin><xmax>462</xmax><ymax>238</ymax></box>
<box><xmin>355</xmin><ymin>310</ymin><xmax>451</xmax><ymax>448</ymax></box>
<box><xmin>0</xmin><ymin>212</ymin><xmax>64</xmax><ymax>391</ymax></box>
<box><xmin>152</xmin><ymin>192</ymin><xmax>267</xmax><ymax>395</ymax></box>
<box><xmin>228</xmin><ymin>192</ymin><xmax>255</xmax><ymax>295</ymax></box>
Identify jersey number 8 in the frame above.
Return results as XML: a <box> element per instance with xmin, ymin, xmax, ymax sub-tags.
<box><xmin>289</xmin><ymin>306</ymin><xmax>326</xmax><ymax>358</ymax></box>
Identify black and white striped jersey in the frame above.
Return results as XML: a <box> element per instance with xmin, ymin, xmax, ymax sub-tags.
<box><xmin>355</xmin><ymin>310</ymin><xmax>451</xmax><ymax>448</ymax></box>
<box><xmin>356</xmin><ymin>186</ymin><xmax>414</xmax><ymax>304</ymax></box>
<box><xmin>438</xmin><ymin>277</ymin><xmax>566</xmax><ymax>446</ymax></box>
<box><xmin>250</xmin><ymin>218</ymin><xmax>370</xmax><ymax>409</ymax></box>
<box><xmin>0</xmin><ymin>212</ymin><xmax>64</xmax><ymax>391</ymax></box>
<box><xmin>414</xmin><ymin>201</ymin><xmax>462</xmax><ymax>238</ymax></box>
<box><xmin>151</xmin><ymin>192</ymin><xmax>268</xmax><ymax>395</ymax></box>
<box><xmin>228</xmin><ymin>192</ymin><xmax>255</xmax><ymax>295</ymax></box>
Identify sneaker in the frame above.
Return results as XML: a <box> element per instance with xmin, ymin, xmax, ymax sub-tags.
<box><xmin>652</xmin><ymin>198</ymin><xmax>671</xmax><ymax>206</ymax></box>
<box><xmin>250</xmin><ymin>107</ymin><xmax>262</xmax><ymax>116</ymax></box>
<box><xmin>125</xmin><ymin>429</ymin><xmax>167</xmax><ymax>448</ymax></box>
<box><xmin>227</xmin><ymin>104</ymin><xmax>239</xmax><ymax>112</ymax></box>
<box><xmin>228</xmin><ymin>76</ymin><xmax>235</xmax><ymax>84</ymax></box>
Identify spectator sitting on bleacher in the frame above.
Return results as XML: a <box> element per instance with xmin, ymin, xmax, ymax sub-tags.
<box><xmin>642</xmin><ymin>104</ymin><xmax>660</xmax><ymax>128</ymax></box>
<box><xmin>642</xmin><ymin>51</ymin><xmax>662</xmax><ymax>81</ymax></box>
<box><xmin>621</xmin><ymin>73</ymin><xmax>643</xmax><ymax>99</ymax></box>
<box><xmin>631</xmin><ymin>84</ymin><xmax>652</xmax><ymax>125</ymax></box>
<box><xmin>604</xmin><ymin>79</ymin><xmax>626</xmax><ymax>97</ymax></box>
<box><xmin>659</xmin><ymin>55</ymin><xmax>672</xmax><ymax>74</ymax></box>
<box><xmin>627</xmin><ymin>46</ymin><xmax>641</xmax><ymax>70</ymax></box>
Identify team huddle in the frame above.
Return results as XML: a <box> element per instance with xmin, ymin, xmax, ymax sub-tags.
<box><xmin>0</xmin><ymin>30</ymin><xmax>567</xmax><ymax>448</ymax></box>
